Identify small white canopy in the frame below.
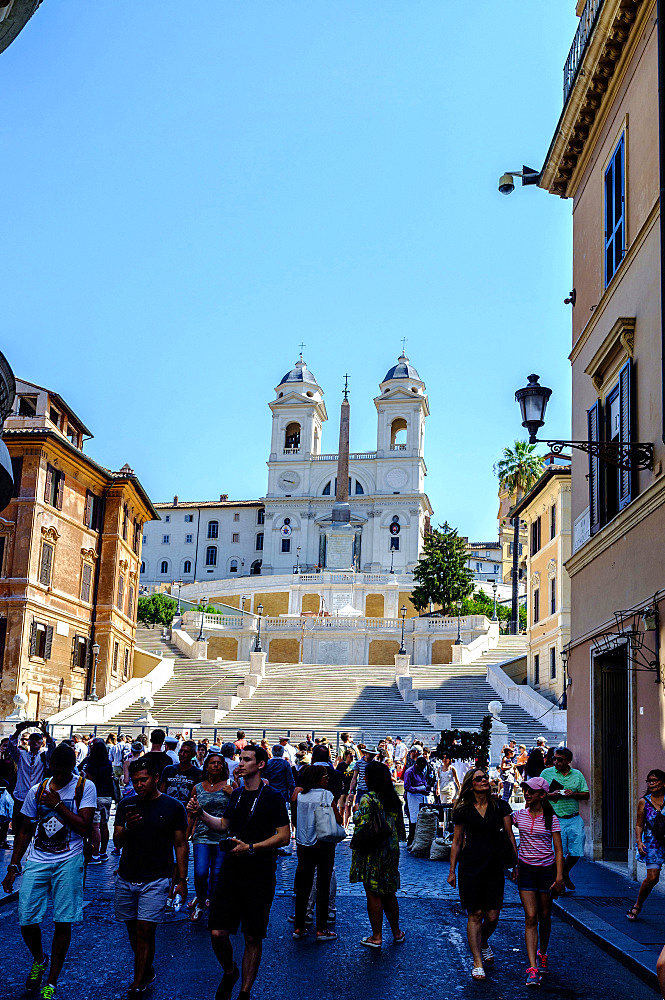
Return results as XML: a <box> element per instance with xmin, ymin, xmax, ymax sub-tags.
<box><xmin>335</xmin><ymin>604</ymin><xmax>363</xmax><ymax>617</ymax></box>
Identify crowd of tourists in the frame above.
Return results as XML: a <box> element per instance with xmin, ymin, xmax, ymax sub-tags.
<box><xmin>4</xmin><ymin>720</ymin><xmax>665</xmax><ymax>997</ymax></box>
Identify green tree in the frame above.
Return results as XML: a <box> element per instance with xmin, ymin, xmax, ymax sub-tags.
<box><xmin>411</xmin><ymin>522</ymin><xmax>474</xmax><ymax>613</ymax></box>
<box><xmin>137</xmin><ymin>592</ymin><xmax>177</xmax><ymax>626</ymax></box>
<box><xmin>494</xmin><ymin>441</ymin><xmax>544</xmax><ymax>634</ymax></box>
<box><xmin>460</xmin><ymin>589</ymin><xmax>527</xmax><ymax>632</ymax></box>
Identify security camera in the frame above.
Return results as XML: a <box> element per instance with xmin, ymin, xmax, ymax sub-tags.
<box><xmin>498</xmin><ymin>173</ymin><xmax>515</xmax><ymax>195</ymax></box>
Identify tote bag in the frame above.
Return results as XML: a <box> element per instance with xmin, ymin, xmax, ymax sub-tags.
<box><xmin>314</xmin><ymin>790</ymin><xmax>346</xmax><ymax>844</ymax></box>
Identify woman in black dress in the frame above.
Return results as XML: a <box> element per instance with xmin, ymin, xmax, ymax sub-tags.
<box><xmin>447</xmin><ymin>766</ymin><xmax>518</xmax><ymax>980</ymax></box>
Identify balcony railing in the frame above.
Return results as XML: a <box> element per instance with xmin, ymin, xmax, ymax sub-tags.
<box><xmin>283</xmin><ymin>447</ymin><xmax>300</xmax><ymax>455</ymax></box>
<box><xmin>563</xmin><ymin>0</ymin><xmax>604</xmax><ymax>105</ymax></box>
<box><xmin>312</xmin><ymin>452</ymin><xmax>377</xmax><ymax>461</ymax></box>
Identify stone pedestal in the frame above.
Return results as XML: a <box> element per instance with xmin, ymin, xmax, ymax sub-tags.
<box><xmin>394</xmin><ymin>653</ymin><xmax>411</xmax><ymax>679</ymax></box>
<box><xmin>488</xmin><ymin>700</ymin><xmax>509</xmax><ymax>765</ymax></box>
<box><xmin>193</xmin><ymin>639</ymin><xmax>208</xmax><ymax>660</ymax></box>
<box><xmin>324</xmin><ymin>526</ymin><xmax>354</xmax><ymax>569</ymax></box>
<box><xmin>249</xmin><ymin>651</ymin><xmax>267</xmax><ymax>677</ymax></box>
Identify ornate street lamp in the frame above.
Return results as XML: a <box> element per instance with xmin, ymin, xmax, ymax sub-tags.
<box><xmin>389</xmin><ymin>548</ymin><xmax>395</xmax><ymax>574</ymax></box>
<box><xmin>454</xmin><ymin>599</ymin><xmax>463</xmax><ymax>645</ymax></box>
<box><xmin>296</xmin><ymin>546</ymin><xmax>301</xmax><ymax>574</ymax></box>
<box><xmin>197</xmin><ymin>603</ymin><xmax>206</xmax><ymax>642</ymax></box>
<box><xmin>515</xmin><ymin>374</ymin><xmax>653</xmax><ymax>470</ymax></box>
<box><xmin>491</xmin><ymin>579</ymin><xmax>498</xmax><ymax>622</ymax></box>
<box><xmin>398</xmin><ymin>605</ymin><xmax>407</xmax><ymax>655</ymax></box>
<box><xmin>89</xmin><ymin>641</ymin><xmax>101</xmax><ymax>702</ymax></box>
<box><xmin>176</xmin><ymin>579</ymin><xmax>183</xmax><ymax>615</ymax></box>
<box><xmin>254</xmin><ymin>602</ymin><xmax>264</xmax><ymax>653</ymax></box>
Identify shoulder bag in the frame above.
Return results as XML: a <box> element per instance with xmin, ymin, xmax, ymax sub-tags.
<box><xmin>350</xmin><ymin>796</ymin><xmax>391</xmax><ymax>854</ymax></box>
<box><xmin>314</xmin><ymin>790</ymin><xmax>346</xmax><ymax>844</ymax></box>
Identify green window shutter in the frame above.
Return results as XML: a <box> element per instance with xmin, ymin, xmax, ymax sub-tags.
<box><xmin>588</xmin><ymin>401</ymin><xmax>602</xmax><ymax>534</ymax></box>
<box><xmin>44</xmin><ymin>464</ymin><xmax>53</xmax><ymax>504</ymax></box>
<box><xmin>618</xmin><ymin>359</ymin><xmax>633</xmax><ymax>510</ymax></box>
<box><xmin>55</xmin><ymin>471</ymin><xmax>64</xmax><ymax>510</ymax></box>
<box><xmin>44</xmin><ymin>625</ymin><xmax>54</xmax><ymax>660</ymax></box>
<box><xmin>29</xmin><ymin>621</ymin><xmax>38</xmax><ymax>656</ymax></box>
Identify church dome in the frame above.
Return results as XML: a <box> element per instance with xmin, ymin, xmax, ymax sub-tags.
<box><xmin>383</xmin><ymin>352</ymin><xmax>421</xmax><ymax>382</ymax></box>
<box><xmin>278</xmin><ymin>357</ymin><xmax>320</xmax><ymax>388</ymax></box>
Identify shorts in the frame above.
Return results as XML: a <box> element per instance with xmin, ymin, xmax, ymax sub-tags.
<box><xmin>94</xmin><ymin>796</ymin><xmax>113</xmax><ymax>825</ymax></box>
<box><xmin>114</xmin><ymin>876</ymin><xmax>170</xmax><ymax>922</ymax></box>
<box><xmin>208</xmin><ymin>863</ymin><xmax>276</xmax><ymax>939</ymax></box>
<box><xmin>559</xmin><ymin>814</ymin><xmax>585</xmax><ymax>857</ymax></box>
<box><xmin>517</xmin><ymin>861</ymin><xmax>557</xmax><ymax>893</ymax></box>
<box><xmin>19</xmin><ymin>853</ymin><xmax>84</xmax><ymax>925</ymax></box>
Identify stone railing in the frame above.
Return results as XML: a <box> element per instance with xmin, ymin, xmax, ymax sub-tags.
<box><xmin>282</xmin><ymin>447</ymin><xmax>300</xmax><ymax>455</ymax></box>
<box><xmin>312</xmin><ymin>452</ymin><xmax>378</xmax><ymax>461</ymax></box>
<box><xmin>181</xmin><ymin>613</ymin><xmax>490</xmax><ymax>636</ymax></box>
<box><xmin>487</xmin><ymin>659</ymin><xmax>567</xmax><ymax>733</ymax></box>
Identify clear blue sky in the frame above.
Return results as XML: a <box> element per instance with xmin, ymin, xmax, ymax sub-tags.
<box><xmin>3</xmin><ymin>2</ymin><xmax>578</xmax><ymax>539</ymax></box>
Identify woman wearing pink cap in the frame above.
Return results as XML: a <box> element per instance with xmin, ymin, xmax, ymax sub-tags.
<box><xmin>512</xmin><ymin>776</ymin><xmax>565</xmax><ymax>988</ymax></box>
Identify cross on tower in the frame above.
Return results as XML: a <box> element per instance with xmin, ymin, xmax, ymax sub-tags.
<box><xmin>343</xmin><ymin>374</ymin><xmax>350</xmax><ymax>400</ymax></box>
<box><xmin>400</xmin><ymin>337</ymin><xmax>408</xmax><ymax>355</ymax></box>
<box><xmin>298</xmin><ymin>342</ymin><xmax>306</xmax><ymax>360</ymax></box>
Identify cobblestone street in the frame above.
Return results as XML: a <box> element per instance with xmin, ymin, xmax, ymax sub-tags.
<box><xmin>1</xmin><ymin>840</ymin><xmax>659</xmax><ymax>1000</ymax></box>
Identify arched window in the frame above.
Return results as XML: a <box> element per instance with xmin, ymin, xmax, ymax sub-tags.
<box><xmin>251</xmin><ymin>559</ymin><xmax>262</xmax><ymax>575</ymax></box>
<box><xmin>284</xmin><ymin>422</ymin><xmax>301</xmax><ymax>450</ymax></box>
<box><xmin>205</xmin><ymin>546</ymin><xmax>217</xmax><ymax>567</ymax></box>
<box><xmin>391</xmin><ymin>417</ymin><xmax>408</xmax><ymax>449</ymax></box>
<box><xmin>140</xmin><ymin>561</ymin><xmax>146</xmax><ymax>574</ymax></box>
<box><xmin>183</xmin><ymin>560</ymin><xmax>192</xmax><ymax>574</ymax></box>
<box><xmin>230</xmin><ymin>559</ymin><xmax>238</xmax><ymax>573</ymax></box>
<box><xmin>256</xmin><ymin>532</ymin><xmax>264</xmax><ymax>551</ymax></box>
<box><xmin>207</xmin><ymin>520</ymin><xmax>219</xmax><ymax>539</ymax></box>
<box><xmin>355</xmin><ymin>480</ymin><xmax>364</xmax><ymax>495</ymax></box>
<box><xmin>257</xmin><ymin>508</ymin><xmax>265</xmax><ymax>525</ymax></box>
<box><xmin>322</xmin><ymin>481</ymin><xmax>331</xmax><ymax>496</ymax></box>
<box><xmin>160</xmin><ymin>560</ymin><xmax>169</xmax><ymax>575</ymax></box>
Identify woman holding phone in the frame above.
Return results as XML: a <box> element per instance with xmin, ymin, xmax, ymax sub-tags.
<box><xmin>188</xmin><ymin>751</ymin><xmax>234</xmax><ymax>923</ymax></box>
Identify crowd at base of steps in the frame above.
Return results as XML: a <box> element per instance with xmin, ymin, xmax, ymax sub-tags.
<box><xmin>2</xmin><ymin>722</ymin><xmax>665</xmax><ymax>999</ymax></box>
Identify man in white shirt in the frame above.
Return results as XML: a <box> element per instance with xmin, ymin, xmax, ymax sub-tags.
<box><xmin>163</xmin><ymin>736</ymin><xmax>180</xmax><ymax>766</ymax></box>
<box><xmin>393</xmin><ymin>737</ymin><xmax>407</xmax><ymax>765</ymax></box>
<box><xmin>2</xmin><ymin>742</ymin><xmax>96</xmax><ymax>998</ymax></box>
<box><xmin>279</xmin><ymin>737</ymin><xmax>297</xmax><ymax>766</ymax></box>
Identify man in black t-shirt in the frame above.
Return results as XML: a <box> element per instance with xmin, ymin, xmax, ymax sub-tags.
<box><xmin>188</xmin><ymin>745</ymin><xmax>290</xmax><ymax>1000</ymax></box>
<box><xmin>159</xmin><ymin>740</ymin><xmax>202</xmax><ymax>804</ymax></box>
<box><xmin>114</xmin><ymin>757</ymin><xmax>188</xmax><ymax>998</ymax></box>
<box><xmin>141</xmin><ymin>728</ymin><xmax>172</xmax><ymax>783</ymax></box>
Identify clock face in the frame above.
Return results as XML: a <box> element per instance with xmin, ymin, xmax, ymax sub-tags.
<box><xmin>278</xmin><ymin>470</ymin><xmax>301</xmax><ymax>491</ymax></box>
<box><xmin>385</xmin><ymin>467</ymin><xmax>408</xmax><ymax>489</ymax></box>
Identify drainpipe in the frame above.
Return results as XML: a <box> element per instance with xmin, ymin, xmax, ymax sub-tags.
<box><xmin>659</xmin><ymin>0</ymin><xmax>665</xmax><ymax>443</ymax></box>
<box><xmin>87</xmin><ymin>486</ymin><xmax>110</xmax><ymax>698</ymax></box>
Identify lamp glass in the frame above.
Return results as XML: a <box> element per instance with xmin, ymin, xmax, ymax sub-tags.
<box><xmin>258</xmin><ymin>603</ymin><xmax>263</xmax><ymax>615</ymax></box>
<box><xmin>515</xmin><ymin>374</ymin><xmax>552</xmax><ymax>443</ymax></box>
<box><xmin>92</xmin><ymin>642</ymin><xmax>100</xmax><ymax>656</ymax></box>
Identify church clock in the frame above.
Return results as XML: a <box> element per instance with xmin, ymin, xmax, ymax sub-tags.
<box><xmin>278</xmin><ymin>470</ymin><xmax>301</xmax><ymax>491</ymax></box>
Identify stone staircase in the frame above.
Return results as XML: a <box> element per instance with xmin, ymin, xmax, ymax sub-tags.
<box><xmin>409</xmin><ymin>637</ymin><xmax>566</xmax><ymax>746</ymax></box>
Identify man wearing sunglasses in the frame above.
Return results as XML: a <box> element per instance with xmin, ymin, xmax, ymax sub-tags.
<box><xmin>541</xmin><ymin>747</ymin><xmax>589</xmax><ymax>891</ymax></box>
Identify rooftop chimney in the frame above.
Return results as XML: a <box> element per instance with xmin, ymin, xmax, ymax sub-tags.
<box><xmin>220</xmin><ymin>494</ymin><xmax>228</xmax><ymax>501</ymax></box>
<box><xmin>173</xmin><ymin>495</ymin><xmax>178</xmax><ymax>506</ymax></box>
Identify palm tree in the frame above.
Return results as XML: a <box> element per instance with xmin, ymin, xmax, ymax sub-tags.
<box><xmin>495</xmin><ymin>441</ymin><xmax>544</xmax><ymax>634</ymax></box>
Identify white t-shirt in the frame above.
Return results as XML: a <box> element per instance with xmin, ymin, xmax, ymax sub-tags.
<box><xmin>74</xmin><ymin>743</ymin><xmax>88</xmax><ymax>765</ymax></box>
<box><xmin>22</xmin><ymin>775</ymin><xmax>97</xmax><ymax>863</ymax></box>
<box><xmin>282</xmin><ymin>743</ymin><xmax>297</xmax><ymax>765</ymax></box>
<box><xmin>295</xmin><ymin>788</ymin><xmax>334</xmax><ymax>847</ymax></box>
<box><xmin>394</xmin><ymin>742</ymin><xmax>407</xmax><ymax>763</ymax></box>
<box><xmin>226</xmin><ymin>758</ymin><xmax>239</xmax><ymax>781</ymax></box>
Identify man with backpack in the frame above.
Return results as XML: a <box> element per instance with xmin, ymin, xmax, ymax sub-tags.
<box><xmin>8</xmin><ymin>721</ymin><xmax>56</xmax><ymax>841</ymax></box>
<box><xmin>1</xmin><ymin>742</ymin><xmax>96</xmax><ymax>999</ymax></box>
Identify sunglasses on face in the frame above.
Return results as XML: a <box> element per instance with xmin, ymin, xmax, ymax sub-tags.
<box><xmin>472</xmin><ymin>774</ymin><xmax>489</xmax><ymax>782</ymax></box>
<box><xmin>647</xmin><ymin>777</ymin><xmax>662</xmax><ymax>783</ymax></box>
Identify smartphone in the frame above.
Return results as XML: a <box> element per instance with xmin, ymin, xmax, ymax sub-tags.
<box><xmin>218</xmin><ymin>839</ymin><xmax>238</xmax><ymax>853</ymax></box>
<box><xmin>125</xmin><ymin>803</ymin><xmax>140</xmax><ymax>820</ymax></box>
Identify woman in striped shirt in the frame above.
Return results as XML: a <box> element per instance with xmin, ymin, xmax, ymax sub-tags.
<box><xmin>512</xmin><ymin>776</ymin><xmax>565</xmax><ymax>987</ymax></box>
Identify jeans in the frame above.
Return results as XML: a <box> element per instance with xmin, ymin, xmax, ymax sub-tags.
<box><xmin>294</xmin><ymin>842</ymin><xmax>335</xmax><ymax>932</ymax></box>
<box><xmin>307</xmin><ymin>866</ymin><xmax>337</xmax><ymax>917</ymax></box>
<box><xmin>193</xmin><ymin>842</ymin><xmax>223</xmax><ymax>903</ymax></box>
<box><xmin>502</xmin><ymin>780</ymin><xmax>514</xmax><ymax>802</ymax></box>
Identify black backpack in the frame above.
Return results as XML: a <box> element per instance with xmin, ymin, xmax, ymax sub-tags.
<box><xmin>648</xmin><ymin>798</ymin><xmax>665</xmax><ymax>846</ymax></box>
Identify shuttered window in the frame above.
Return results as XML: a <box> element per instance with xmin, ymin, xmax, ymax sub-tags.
<box><xmin>550</xmin><ymin>504</ymin><xmax>556</xmax><ymax>539</ymax></box>
<box><xmin>112</xmin><ymin>641</ymin><xmax>119</xmax><ymax>674</ymax></box>
<box><xmin>80</xmin><ymin>562</ymin><xmax>92</xmax><ymax>603</ymax></box>
<box><xmin>11</xmin><ymin>456</ymin><xmax>22</xmax><ymax>498</ymax></box>
<box><xmin>29</xmin><ymin>622</ymin><xmax>53</xmax><ymax>659</ymax></box>
<box><xmin>533</xmin><ymin>653</ymin><xmax>540</xmax><ymax>685</ymax></box>
<box><xmin>117</xmin><ymin>574</ymin><xmax>125</xmax><ymax>611</ymax></box>
<box><xmin>588</xmin><ymin>400</ymin><xmax>602</xmax><ymax>535</ymax></box>
<box><xmin>550</xmin><ymin>577</ymin><xmax>556</xmax><ymax>615</ymax></box>
<box><xmin>0</xmin><ymin>618</ymin><xmax>6</xmax><ymax>676</ymax></box>
<box><xmin>72</xmin><ymin>634</ymin><xmax>89</xmax><ymax>669</ymax></box>
<box><xmin>0</xmin><ymin>537</ymin><xmax>5</xmax><ymax>577</ymax></box>
<box><xmin>530</xmin><ymin>517</ymin><xmax>541</xmax><ymax>555</ymax></box>
<box><xmin>128</xmin><ymin>584</ymin><xmax>135</xmax><ymax>618</ymax></box>
<box><xmin>40</xmin><ymin>542</ymin><xmax>54</xmax><ymax>587</ymax></box>
<box><xmin>605</xmin><ymin>134</ymin><xmax>625</xmax><ymax>286</ymax></box>
<box><xmin>122</xmin><ymin>505</ymin><xmax>129</xmax><ymax>541</ymax></box>
<box><xmin>618</xmin><ymin>360</ymin><xmax>633</xmax><ymax>510</ymax></box>
<box><xmin>533</xmin><ymin>588</ymin><xmax>540</xmax><ymax>624</ymax></box>
<box><xmin>44</xmin><ymin>465</ymin><xmax>64</xmax><ymax>509</ymax></box>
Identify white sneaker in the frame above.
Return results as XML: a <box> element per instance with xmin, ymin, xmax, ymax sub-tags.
<box><xmin>482</xmin><ymin>945</ymin><xmax>494</xmax><ymax>964</ymax></box>
<box><xmin>190</xmin><ymin>903</ymin><xmax>203</xmax><ymax>922</ymax></box>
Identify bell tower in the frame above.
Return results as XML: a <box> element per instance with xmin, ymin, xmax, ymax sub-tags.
<box><xmin>267</xmin><ymin>353</ymin><xmax>327</xmax><ymax>499</ymax></box>
<box><xmin>374</xmin><ymin>352</ymin><xmax>428</xmax><ymax>493</ymax></box>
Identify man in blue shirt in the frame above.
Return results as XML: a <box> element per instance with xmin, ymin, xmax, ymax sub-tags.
<box><xmin>264</xmin><ymin>746</ymin><xmax>295</xmax><ymax>802</ymax></box>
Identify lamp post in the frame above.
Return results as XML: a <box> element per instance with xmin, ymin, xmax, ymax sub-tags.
<box><xmin>240</xmin><ymin>595</ymin><xmax>249</xmax><ymax>625</ymax></box>
<box><xmin>389</xmin><ymin>548</ymin><xmax>395</xmax><ymax>574</ymax></box>
<box><xmin>176</xmin><ymin>579</ymin><xmax>183</xmax><ymax>615</ymax></box>
<box><xmin>398</xmin><ymin>605</ymin><xmax>407</xmax><ymax>655</ymax></box>
<box><xmin>454</xmin><ymin>599</ymin><xmax>463</xmax><ymax>645</ymax></box>
<box><xmin>491</xmin><ymin>579</ymin><xmax>498</xmax><ymax>622</ymax></box>
<box><xmin>296</xmin><ymin>546</ymin><xmax>301</xmax><ymax>574</ymax></box>
<box><xmin>515</xmin><ymin>373</ymin><xmax>653</xmax><ymax>469</ymax></box>
<box><xmin>90</xmin><ymin>641</ymin><xmax>100</xmax><ymax>702</ymax></box>
<box><xmin>254</xmin><ymin>602</ymin><xmax>264</xmax><ymax>653</ymax></box>
<box><xmin>197</xmin><ymin>603</ymin><xmax>206</xmax><ymax>642</ymax></box>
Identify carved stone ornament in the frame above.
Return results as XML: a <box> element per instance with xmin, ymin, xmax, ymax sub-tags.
<box><xmin>81</xmin><ymin>547</ymin><xmax>97</xmax><ymax>562</ymax></box>
<box><xmin>547</xmin><ymin>559</ymin><xmax>557</xmax><ymax>579</ymax></box>
<box><xmin>41</xmin><ymin>525</ymin><xmax>60</xmax><ymax>543</ymax></box>
<box><xmin>531</xmin><ymin>570</ymin><xmax>541</xmax><ymax>588</ymax></box>
<box><xmin>119</xmin><ymin>559</ymin><xmax>129</xmax><ymax>572</ymax></box>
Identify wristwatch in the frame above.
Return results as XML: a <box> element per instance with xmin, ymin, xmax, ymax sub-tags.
<box><xmin>248</xmin><ymin>843</ymin><xmax>255</xmax><ymax>855</ymax></box>
<box><xmin>7</xmin><ymin>863</ymin><xmax>20</xmax><ymax>873</ymax></box>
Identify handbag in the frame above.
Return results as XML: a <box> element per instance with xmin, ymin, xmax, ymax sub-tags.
<box><xmin>350</xmin><ymin>796</ymin><xmax>391</xmax><ymax>854</ymax></box>
<box><xmin>314</xmin><ymin>790</ymin><xmax>346</xmax><ymax>844</ymax></box>
<box><xmin>0</xmin><ymin>788</ymin><xmax>12</xmax><ymax>822</ymax></box>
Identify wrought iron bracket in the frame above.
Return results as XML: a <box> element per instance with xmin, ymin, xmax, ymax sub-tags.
<box><xmin>591</xmin><ymin>605</ymin><xmax>662</xmax><ymax>683</ymax></box>
<box><xmin>540</xmin><ymin>439</ymin><xmax>654</xmax><ymax>471</ymax></box>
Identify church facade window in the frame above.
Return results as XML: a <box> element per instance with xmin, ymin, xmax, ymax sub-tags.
<box><xmin>322</xmin><ymin>481</ymin><xmax>331</xmax><ymax>496</ymax></box>
<box><xmin>282</xmin><ymin>538</ymin><xmax>291</xmax><ymax>553</ymax></box>
<box><xmin>207</xmin><ymin>520</ymin><xmax>219</xmax><ymax>539</ymax></box>
<box><xmin>206</xmin><ymin>546</ymin><xmax>217</xmax><ymax>566</ymax></box>
<box><xmin>284</xmin><ymin>422</ymin><xmax>301</xmax><ymax>450</ymax></box>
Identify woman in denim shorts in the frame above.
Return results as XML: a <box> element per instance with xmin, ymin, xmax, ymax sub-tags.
<box><xmin>627</xmin><ymin>769</ymin><xmax>665</xmax><ymax>921</ymax></box>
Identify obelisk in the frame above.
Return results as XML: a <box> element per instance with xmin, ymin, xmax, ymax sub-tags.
<box><xmin>325</xmin><ymin>376</ymin><xmax>355</xmax><ymax>568</ymax></box>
